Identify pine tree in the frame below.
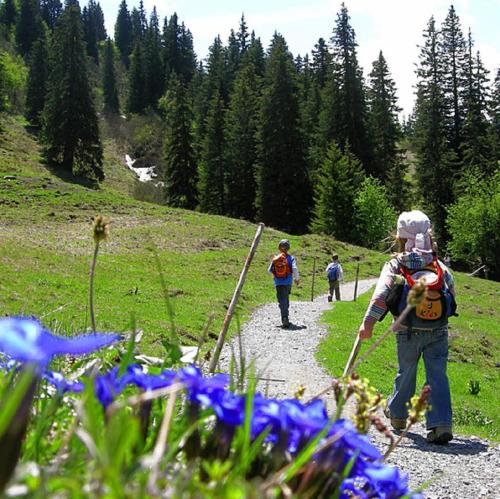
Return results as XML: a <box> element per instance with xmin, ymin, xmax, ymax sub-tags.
<box><xmin>127</xmin><ymin>40</ymin><xmax>145</xmax><ymax>113</ymax></box>
<box><xmin>25</xmin><ymin>34</ymin><xmax>49</xmax><ymax>126</ymax></box>
<box><xmin>130</xmin><ymin>1</ymin><xmax>146</xmax><ymax>45</ymax></box>
<box><xmin>413</xmin><ymin>16</ymin><xmax>456</xmax><ymax>242</ymax></box>
<box><xmin>225</xmin><ymin>29</ymin><xmax>241</xmax><ymax>91</ymax></box>
<box><xmin>178</xmin><ymin>22</ymin><xmax>196</xmax><ymax>84</ymax></box>
<box><xmin>237</xmin><ymin>14</ymin><xmax>249</xmax><ymax>54</ymax></box>
<box><xmin>40</xmin><ymin>0</ymin><xmax>61</xmax><ymax>31</ymax></box>
<box><xmin>198</xmin><ymin>89</ymin><xmax>226</xmax><ymax>214</ymax></box>
<box><xmin>42</xmin><ymin>3</ymin><xmax>103</xmax><ymax>180</ymax></box>
<box><xmin>366</xmin><ymin>51</ymin><xmax>401</xmax><ymax>179</ymax></box>
<box><xmin>322</xmin><ymin>3</ymin><xmax>372</xmax><ymax>174</ymax></box>
<box><xmin>439</xmin><ymin>5</ymin><xmax>467</xmax><ymax>157</ymax></box>
<box><xmin>114</xmin><ymin>0</ymin><xmax>132</xmax><ymax>66</ymax></box>
<box><xmin>15</xmin><ymin>0</ymin><xmax>44</xmax><ymax>57</ymax></box>
<box><xmin>102</xmin><ymin>38</ymin><xmax>119</xmax><ymax>114</ymax></box>
<box><xmin>255</xmin><ymin>34</ymin><xmax>311</xmax><ymax>233</ymax></box>
<box><xmin>162</xmin><ymin>74</ymin><xmax>197</xmax><ymax>209</ymax></box>
<box><xmin>224</xmin><ymin>62</ymin><xmax>259</xmax><ymax>220</ymax></box>
<box><xmin>0</xmin><ymin>0</ymin><xmax>18</xmax><ymax>33</ymax></box>
<box><xmin>310</xmin><ymin>141</ymin><xmax>364</xmax><ymax>241</ymax></box>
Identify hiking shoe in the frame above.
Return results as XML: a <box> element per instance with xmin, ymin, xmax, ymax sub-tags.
<box><xmin>282</xmin><ymin>317</ymin><xmax>290</xmax><ymax>328</ymax></box>
<box><xmin>426</xmin><ymin>426</ymin><xmax>453</xmax><ymax>445</ymax></box>
<box><xmin>384</xmin><ymin>406</ymin><xmax>407</xmax><ymax>431</ymax></box>
<box><xmin>327</xmin><ymin>295</ymin><xmax>332</xmax><ymax>302</ymax></box>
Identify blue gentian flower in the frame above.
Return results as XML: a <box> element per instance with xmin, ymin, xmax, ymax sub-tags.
<box><xmin>43</xmin><ymin>370</ymin><xmax>85</xmax><ymax>394</ymax></box>
<box><xmin>251</xmin><ymin>395</ymin><xmax>282</xmax><ymax>443</ymax></box>
<box><xmin>94</xmin><ymin>367</ymin><xmax>126</xmax><ymax>408</ymax></box>
<box><xmin>0</xmin><ymin>317</ymin><xmax>121</xmax><ymax>365</ymax></box>
<box><xmin>209</xmin><ymin>390</ymin><xmax>245</xmax><ymax>426</ymax></box>
<box><xmin>176</xmin><ymin>365</ymin><xmax>229</xmax><ymax>406</ymax></box>
<box><xmin>123</xmin><ymin>364</ymin><xmax>176</xmax><ymax>391</ymax></box>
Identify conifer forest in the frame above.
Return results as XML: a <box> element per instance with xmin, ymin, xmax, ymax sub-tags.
<box><xmin>0</xmin><ymin>0</ymin><xmax>497</xmax><ymax>276</ymax></box>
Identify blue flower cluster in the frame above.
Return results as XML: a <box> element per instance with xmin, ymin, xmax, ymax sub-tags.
<box><xmin>0</xmin><ymin>317</ymin><xmax>420</xmax><ymax>498</ymax></box>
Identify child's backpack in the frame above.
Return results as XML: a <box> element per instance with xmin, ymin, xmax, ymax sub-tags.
<box><xmin>272</xmin><ymin>253</ymin><xmax>291</xmax><ymax>279</ymax></box>
<box><xmin>383</xmin><ymin>259</ymin><xmax>457</xmax><ymax>329</ymax></box>
<box><xmin>327</xmin><ymin>264</ymin><xmax>339</xmax><ymax>281</ymax></box>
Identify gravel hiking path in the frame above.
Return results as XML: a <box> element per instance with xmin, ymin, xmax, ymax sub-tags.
<box><xmin>219</xmin><ymin>279</ymin><xmax>499</xmax><ymax>499</ymax></box>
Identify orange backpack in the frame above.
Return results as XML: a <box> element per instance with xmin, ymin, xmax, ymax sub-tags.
<box><xmin>272</xmin><ymin>253</ymin><xmax>291</xmax><ymax>279</ymax></box>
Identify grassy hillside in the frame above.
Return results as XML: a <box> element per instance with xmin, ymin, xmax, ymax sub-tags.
<box><xmin>0</xmin><ymin>115</ymin><xmax>387</xmax><ymax>356</ymax></box>
<box><xmin>317</xmin><ymin>274</ymin><xmax>500</xmax><ymax>440</ymax></box>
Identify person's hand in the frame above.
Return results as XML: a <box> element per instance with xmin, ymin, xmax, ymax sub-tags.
<box><xmin>358</xmin><ymin>322</ymin><xmax>373</xmax><ymax>340</ymax></box>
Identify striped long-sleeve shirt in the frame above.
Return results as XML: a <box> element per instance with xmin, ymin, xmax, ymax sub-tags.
<box><xmin>363</xmin><ymin>253</ymin><xmax>455</xmax><ymax>325</ymax></box>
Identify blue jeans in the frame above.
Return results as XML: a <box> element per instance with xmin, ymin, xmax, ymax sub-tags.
<box><xmin>388</xmin><ymin>325</ymin><xmax>452</xmax><ymax>429</ymax></box>
<box><xmin>276</xmin><ymin>285</ymin><xmax>291</xmax><ymax>321</ymax></box>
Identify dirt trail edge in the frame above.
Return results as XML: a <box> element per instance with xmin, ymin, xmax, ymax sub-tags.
<box><xmin>218</xmin><ymin>279</ymin><xmax>499</xmax><ymax>499</ymax></box>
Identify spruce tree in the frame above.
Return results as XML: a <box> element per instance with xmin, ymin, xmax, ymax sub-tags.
<box><xmin>143</xmin><ymin>7</ymin><xmax>162</xmax><ymax>107</ymax></box>
<box><xmin>42</xmin><ymin>3</ymin><xmax>103</xmax><ymax>180</ymax></box>
<box><xmin>439</xmin><ymin>5</ymin><xmax>467</xmax><ymax>157</ymax></box>
<box><xmin>162</xmin><ymin>74</ymin><xmax>197</xmax><ymax>209</ymax></box>
<box><xmin>224</xmin><ymin>62</ymin><xmax>259</xmax><ymax>220</ymax></box>
<box><xmin>255</xmin><ymin>34</ymin><xmax>311</xmax><ymax>233</ymax></box>
<box><xmin>15</xmin><ymin>0</ymin><xmax>44</xmax><ymax>57</ymax></box>
<box><xmin>114</xmin><ymin>0</ymin><xmax>132</xmax><ymax>66</ymax></box>
<box><xmin>461</xmin><ymin>44</ymin><xmax>493</xmax><ymax>177</ymax></box>
<box><xmin>225</xmin><ymin>29</ymin><xmax>241</xmax><ymax>91</ymax></box>
<box><xmin>244</xmin><ymin>31</ymin><xmax>265</xmax><ymax>77</ymax></box>
<box><xmin>413</xmin><ymin>16</ymin><xmax>456</xmax><ymax>242</ymax></box>
<box><xmin>25</xmin><ymin>34</ymin><xmax>49</xmax><ymax>126</ymax></box>
<box><xmin>198</xmin><ymin>89</ymin><xmax>226</xmax><ymax>214</ymax></box>
<box><xmin>366</xmin><ymin>51</ymin><xmax>401</xmax><ymax>179</ymax></box>
<box><xmin>94</xmin><ymin>2</ymin><xmax>106</xmax><ymax>41</ymax></box>
<box><xmin>40</xmin><ymin>0</ymin><xmax>61</xmax><ymax>31</ymax></box>
<box><xmin>311</xmin><ymin>37</ymin><xmax>331</xmax><ymax>88</ymax></box>
<box><xmin>127</xmin><ymin>40</ymin><xmax>146</xmax><ymax>113</ymax></box>
<box><xmin>178</xmin><ymin>22</ymin><xmax>196</xmax><ymax>84</ymax></box>
<box><xmin>489</xmin><ymin>68</ymin><xmax>500</xmax><ymax>163</ymax></box>
<box><xmin>322</xmin><ymin>3</ymin><xmax>372</xmax><ymax>174</ymax></box>
<box><xmin>82</xmin><ymin>3</ymin><xmax>98</xmax><ymax>62</ymax></box>
<box><xmin>102</xmin><ymin>38</ymin><xmax>119</xmax><ymax>114</ymax></box>
<box><xmin>310</xmin><ymin>141</ymin><xmax>364</xmax><ymax>241</ymax></box>
<box><xmin>163</xmin><ymin>14</ymin><xmax>195</xmax><ymax>85</ymax></box>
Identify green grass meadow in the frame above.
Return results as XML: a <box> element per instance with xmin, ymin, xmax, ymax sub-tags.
<box><xmin>317</xmin><ymin>273</ymin><xmax>500</xmax><ymax>440</ymax></box>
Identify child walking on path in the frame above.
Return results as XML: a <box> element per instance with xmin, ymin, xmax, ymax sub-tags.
<box><xmin>325</xmin><ymin>254</ymin><xmax>343</xmax><ymax>302</ymax></box>
<box><xmin>268</xmin><ymin>239</ymin><xmax>299</xmax><ymax>328</ymax></box>
<box><xmin>357</xmin><ymin>210</ymin><xmax>457</xmax><ymax>445</ymax></box>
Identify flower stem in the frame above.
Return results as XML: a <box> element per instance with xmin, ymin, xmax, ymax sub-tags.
<box><xmin>89</xmin><ymin>241</ymin><xmax>99</xmax><ymax>332</ymax></box>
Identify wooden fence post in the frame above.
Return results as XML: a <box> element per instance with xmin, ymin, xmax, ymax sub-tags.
<box><xmin>311</xmin><ymin>256</ymin><xmax>317</xmax><ymax>302</ymax></box>
<box><xmin>208</xmin><ymin>223</ymin><xmax>265</xmax><ymax>373</ymax></box>
<box><xmin>353</xmin><ymin>262</ymin><xmax>360</xmax><ymax>301</ymax></box>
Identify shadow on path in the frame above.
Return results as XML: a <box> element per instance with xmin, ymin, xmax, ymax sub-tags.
<box><xmin>401</xmin><ymin>431</ymin><xmax>489</xmax><ymax>456</ymax></box>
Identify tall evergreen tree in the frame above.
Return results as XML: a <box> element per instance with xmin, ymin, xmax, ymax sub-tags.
<box><xmin>244</xmin><ymin>31</ymin><xmax>265</xmax><ymax>77</ymax></box>
<box><xmin>15</xmin><ymin>0</ymin><xmax>44</xmax><ymax>57</ymax></box>
<box><xmin>82</xmin><ymin>3</ymin><xmax>98</xmax><ymax>62</ymax></box>
<box><xmin>114</xmin><ymin>0</ymin><xmax>132</xmax><ymax>66</ymax></box>
<box><xmin>224</xmin><ymin>62</ymin><xmax>259</xmax><ymax>220</ymax></box>
<box><xmin>127</xmin><ymin>40</ymin><xmax>146</xmax><ymax>113</ymax></box>
<box><xmin>42</xmin><ymin>3</ymin><xmax>103</xmax><ymax>180</ymax></box>
<box><xmin>25</xmin><ymin>34</ymin><xmax>49</xmax><ymax>126</ymax></box>
<box><xmin>461</xmin><ymin>45</ymin><xmax>493</xmax><ymax>176</ymax></box>
<box><xmin>311</xmin><ymin>37</ymin><xmax>331</xmax><ymax>88</ymax></box>
<box><xmin>413</xmin><ymin>16</ymin><xmax>456</xmax><ymax>242</ymax></box>
<box><xmin>143</xmin><ymin>7</ymin><xmax>162</xmax><ymax>107</ymax></box>
<box><xmin>439</xmin><ymin>5</ymin><xmax>467</xmax><ymax>157</ymax></box>
<box><xmin>162</xmin><ymin>74</ymin><xmax>197</xmax><ymax>209</ymax></box>
<box><xmin>102</xmin><ymin>38</ymin><xmax>119</xmax><ymax>114</ymax></box>
<box><xmin>310</xmin><ymin>141</ymin><xmax>364</xmax><ymax>241</ymax></box>
<box><xmin>366</xmin><ymin>51</ymin><xmax>401</xmax><ymax>179</ymax></box>
<box><xmin>225</xmin><ymin>29</ymin><xmax>241</xmax><ymax>91</ymax></box>
<box><xmin>130</xmin><ymin>1</ymin><xmax>146</xmax><ymax>44</ymax></box>
<box><xmin>40</xmin><ymin>0</ymin><xmax>61</xmax><ymax>31</ymax></box>
<box><xmin>94</xmin><ymin>2</ymin><xmax>106</xmax><ymax>41</ymax></box>
<box><xmin>0</xmin><ymin>0</ymin><xmax>18</xmax><ymax>33</ymax></box>
<box><xmin>178</xmin><ymin>22</ymin><xmax>196</xmax><ymax>84</ymax></box>
<box><xmin>489</xmin><ymin>68</ymin><xmax>500</xmax><ymax>163</ymax></box>
<box><xmin>255</xmin><ymin>34</ymin><xmax>311</xmax><ymax>233</ymax></box>
<box><xmin>321</xmin><ymin>3</ymin><xmax>372</xmax><ymax>174</ymax></box>
<box><xmin>198</xmin><ymin>89</ymin><xmax>226</xmax><ymax>214</ymax></box>
<box><xmin>237</xmin><ymin>14</ymin><xmax>249</xmax><ymax>54</ymax></box>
